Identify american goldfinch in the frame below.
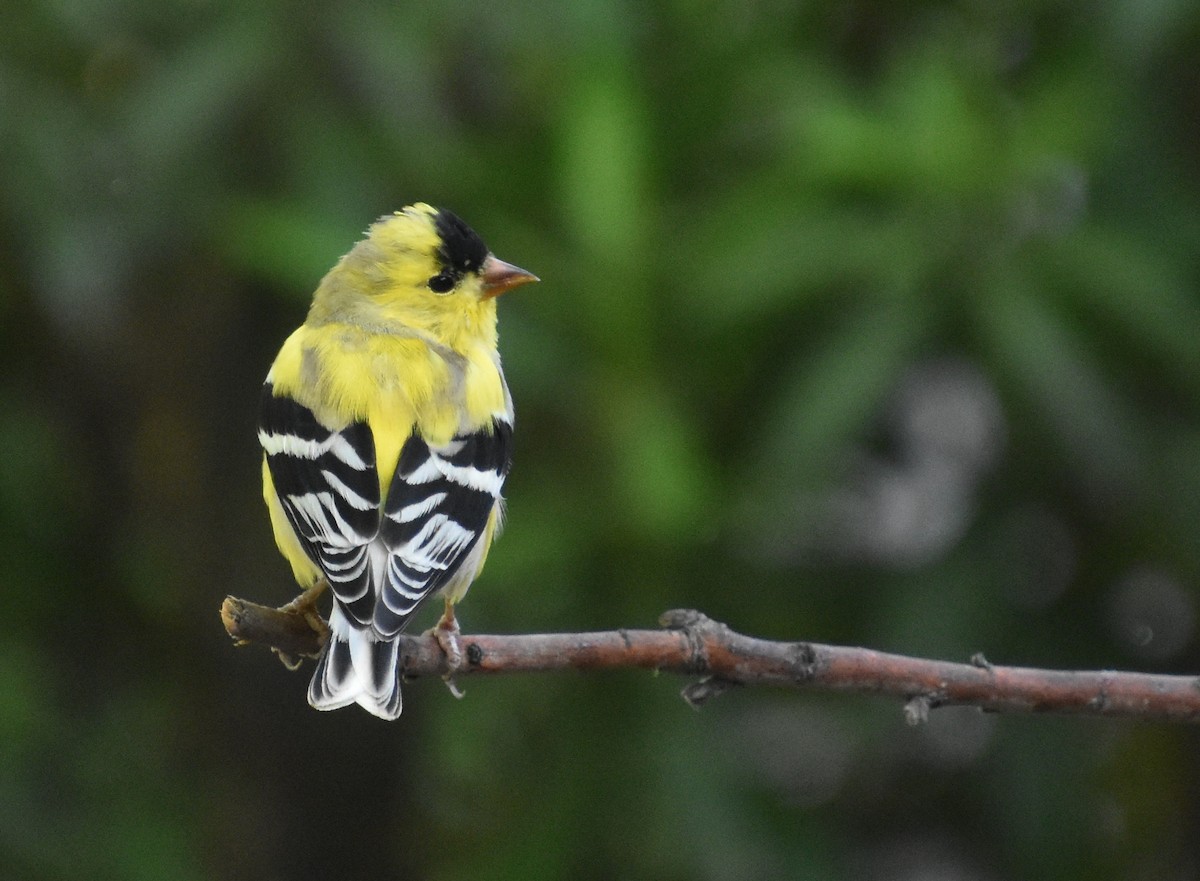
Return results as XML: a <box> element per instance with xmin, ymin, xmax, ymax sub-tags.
<box><xmin>258</xmin><ymin>203</ymin><xmax>537</xmax><ymax>719</ymax></box>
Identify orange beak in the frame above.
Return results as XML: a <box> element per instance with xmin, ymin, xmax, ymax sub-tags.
<box><xmin>480</xmin><ymin>255</ymin><xmax>539</xmax><ymax>299</ymax></box>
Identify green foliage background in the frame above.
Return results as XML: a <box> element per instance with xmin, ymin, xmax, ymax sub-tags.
<box><xmin>2</xmin><ymin>2</ymin><xmax>1199</xmax><ymax>878</ymax></box>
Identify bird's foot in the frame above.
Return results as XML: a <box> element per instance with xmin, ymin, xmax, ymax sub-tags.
<box><xmin>426</xmin><ymin>601</ymin><xmax>466</xmax><ymax>699</ymax></box>
<box><xmin>272</xmin><ymin>581</ymin><xmax>329</xmax><ymax>670</ymax></box>
<box><xmin>280</xmin><ymin>580</ymin><xmax>328</xmax><ymax>630</ymax></box>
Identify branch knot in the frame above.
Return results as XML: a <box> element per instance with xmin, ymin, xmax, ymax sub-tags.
<box><xmin>659</xmin><ymin>608</ymin><xmax>717</xmax><ymax>675</ymax></box>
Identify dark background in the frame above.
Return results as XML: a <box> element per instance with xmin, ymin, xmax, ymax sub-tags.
<box><xmin>3</xmin><ymin>2</ymin><xmax>1200</xmax><ymax>879</ymax></box>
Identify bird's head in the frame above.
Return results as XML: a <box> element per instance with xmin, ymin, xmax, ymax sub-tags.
<box><xmin>309</xmin><ymin>203</ymin><xmax>538</xmax><ymax>346</ymax></box>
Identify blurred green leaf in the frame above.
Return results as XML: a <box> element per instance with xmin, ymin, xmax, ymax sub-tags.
<box><xmin>1040</xmin><ymin>225</ymin><xmax>1200</xmax><ymax>396</ymax></box>
<box><xmin>746</xmin><ymin>291</ymin><xmax>930</xmax><ymax>493</ymax></box>
<box><xmin>558</xmin><ymin>66</ymin><xmax>649</xmax><ymax>261</ymax></box>
<box><xmin>556</xmin><ymin>64</ymin><xmax>654</xmax><ymax>358</ymax></box>
<box><xmin>673</xmin><ymin>195</ymin><xmax>929</xmax><ymax>329</ymax></box>
<box><xmin>976</xmin><ymin>265</ymin><xmax>1148</xmax><ymax>500</ymax></box>
<box><xmin>215</xmin><ymin>197</ymin><xmax>359</xmax><ymax>293</ymax></box>
<box><xmin>602</xmin><ymin>376</ymin><xmax>715</xmax><ymax>543</ymax></box>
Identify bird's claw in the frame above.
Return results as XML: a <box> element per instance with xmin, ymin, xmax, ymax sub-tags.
<box><xmin>427</xmin><ymin>601</ymin><xmax>466</xmax><ymax>699</ymax></box>
<box><xmin>434</xmin><ymin>625</ymin><xmax>464</xmax><ymax>671</ymax></box>
<box><xmin>270</xmin><ymin>581</ymin><xmax>329</xmax><ymax>669</ymax></box>
<box><xmin>280</xmin><ymin>580</ymin><xmax>329</xmax><ymax>634</ymax></box>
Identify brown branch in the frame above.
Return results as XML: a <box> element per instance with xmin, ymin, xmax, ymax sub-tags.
<box><xmin>220</xmin><ymin>598</ymin><xmax>1200</xmax><ymax>724</ymax></box>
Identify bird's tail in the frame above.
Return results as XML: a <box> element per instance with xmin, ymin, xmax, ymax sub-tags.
<box><xmin>308</xmin><ymin>603</ymin><xmax>402</xmax><ymax>720</ymax></box>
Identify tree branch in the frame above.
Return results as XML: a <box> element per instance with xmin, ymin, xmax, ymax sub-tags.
<box><xmin>220</xmin><ymin>596</ymin><xmax>1200</xmax><ymax>723</ymax></box>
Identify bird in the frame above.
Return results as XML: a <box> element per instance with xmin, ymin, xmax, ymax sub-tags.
<box><xmin>257</xmin><ymin>203</ymin><xmax>537</xmax><ymax>719</ymax></box>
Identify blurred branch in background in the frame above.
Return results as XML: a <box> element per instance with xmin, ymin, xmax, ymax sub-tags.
<box><xmin>222</xmin><ymin>600</ymin><xmax>1200</xmax><ymax>724</ymax></box>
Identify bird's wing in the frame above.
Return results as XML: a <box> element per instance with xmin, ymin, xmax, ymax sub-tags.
<box><xmin>373</xmin><ymin>418</ymin><xmax>512</xmax><ymax>636</ymax></box>
<box><xmin>258</xmin><ymin>382</ymin><xmax>382</xmax><ymax>621</ymax></box>
<box><xmin>260</xmin><ymin>381</ymin><xmax>511</xmax><ymax>636</ymax></box>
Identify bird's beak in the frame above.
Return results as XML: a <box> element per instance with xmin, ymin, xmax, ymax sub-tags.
<box><xmin>480</xmin><ymin>255</ymin><xmax>539</xmax><ymax>299</ymax></box>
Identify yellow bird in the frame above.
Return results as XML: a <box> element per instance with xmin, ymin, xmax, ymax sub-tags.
<box><xmin>258</xmin><ymin>204</ymin><xmax>537</xmax><ymax>719</ymax></box>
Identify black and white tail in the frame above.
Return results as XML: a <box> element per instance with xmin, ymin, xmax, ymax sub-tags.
<box><xmin>308</xmin><ymin>603</ymin><xmax>403</xmax><ymax>720</ymax></box>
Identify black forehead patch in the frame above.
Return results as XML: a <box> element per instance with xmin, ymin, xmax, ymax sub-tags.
<box><xmin>433</xmin><ymin>209</ymin><xmax>489</xmax><ymax>275</ymax></box>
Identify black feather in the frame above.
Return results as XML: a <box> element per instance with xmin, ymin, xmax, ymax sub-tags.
<box><xmin>259</xmin><ymin>381</ymin><xmax>381</xmax><ymax>591</ymax></box>
<box><xmin>433</xmin><ymin>208</ymin><xmax>488</xmax><ymax>276</ymax></box>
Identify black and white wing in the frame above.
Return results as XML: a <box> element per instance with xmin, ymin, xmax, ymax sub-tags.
<box><xmin>258</xmin><ymin>382</ymin><xmax>381</xmax><ymax>620</ymax></box>
<box><xmin>373</xmin><ymin>418</ymin><xmax>513</xmax><ymax>637</ymax></box>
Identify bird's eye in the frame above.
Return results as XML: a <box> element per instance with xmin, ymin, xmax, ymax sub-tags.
<box><xmin>428</xmin><ymin>272</ymin><xmax>455</xmax><ymax>294</ymax></box>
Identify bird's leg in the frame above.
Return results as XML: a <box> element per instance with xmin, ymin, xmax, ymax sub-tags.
<box><xmin>429</xmin><ymin>598</ymin><xmax>466</xmax><ymax>699</ymax></box>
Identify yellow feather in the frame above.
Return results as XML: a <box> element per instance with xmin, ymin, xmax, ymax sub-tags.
<box><xmin>262</xmin><ymin>459</ymin><xmax>322</xmax><ymax>588</ymax></box>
